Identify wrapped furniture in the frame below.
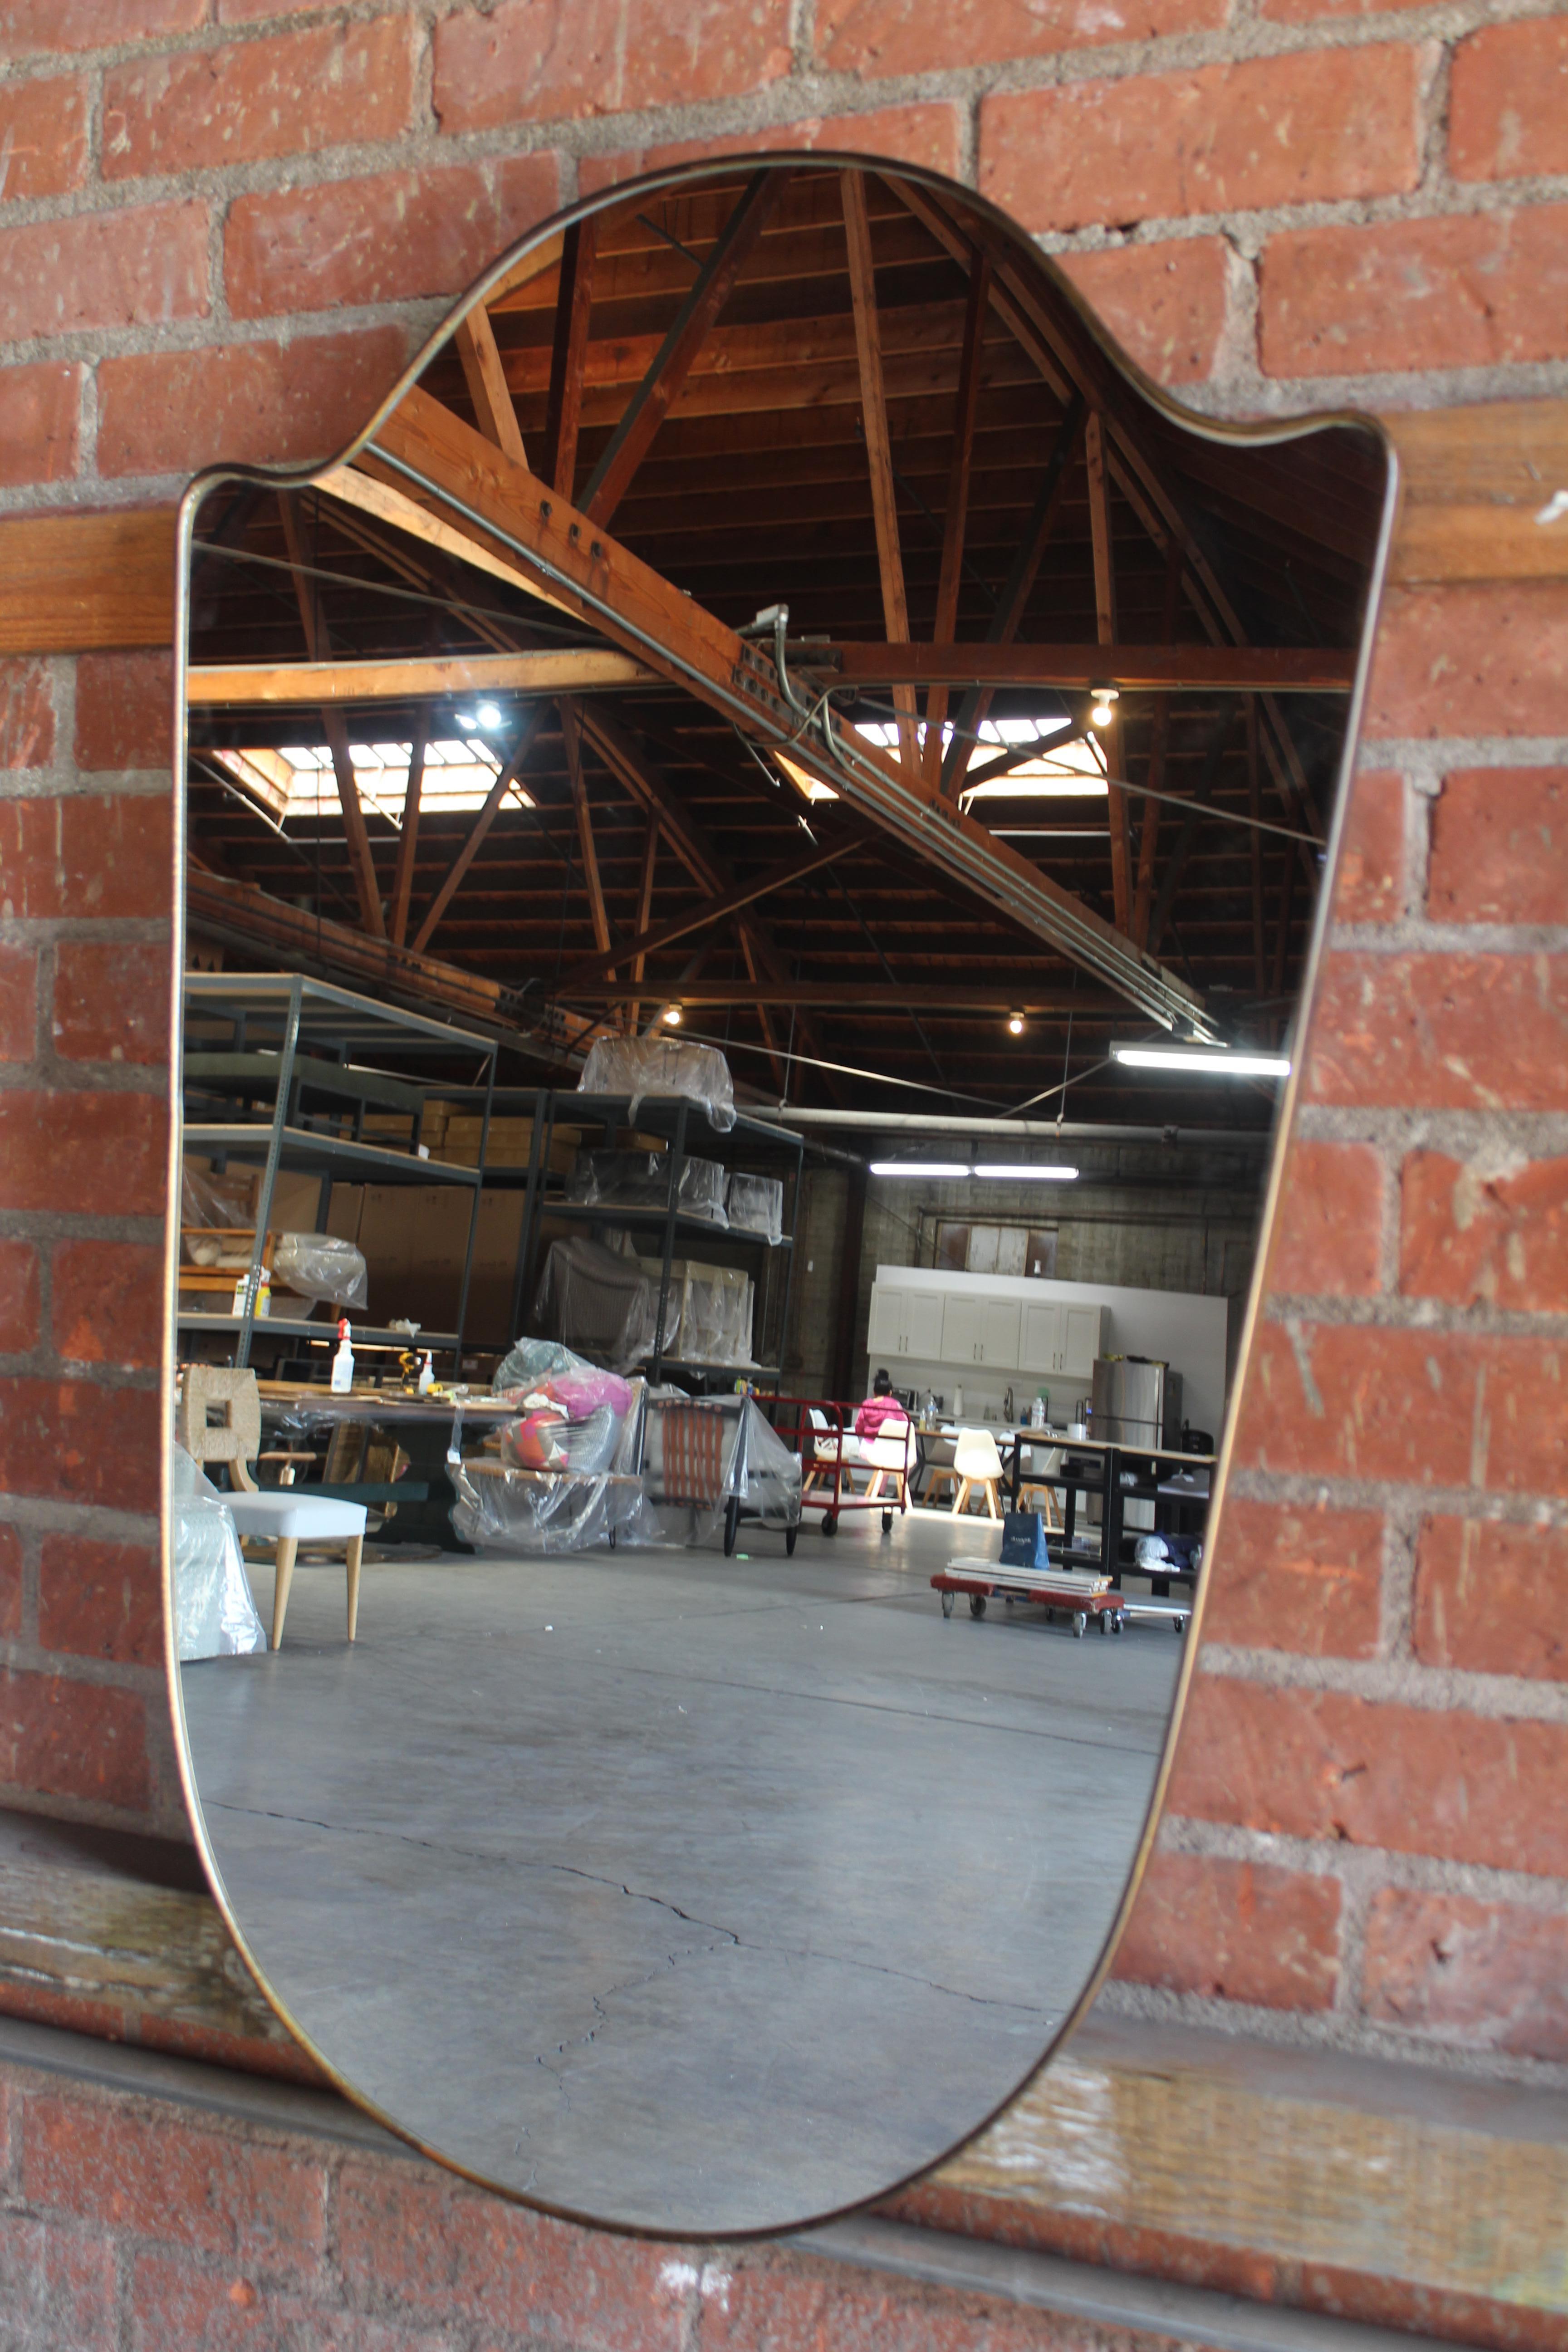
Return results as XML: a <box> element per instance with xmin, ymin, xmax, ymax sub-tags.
<box><xmin>725</xmin><ymin>1171</ymin><xmax>784</xmax><ymax>1243</ymax></box>
<box><xmin>451</xmin><ymin>1372</ymin><xmax>657</xmax><ymax>1554</ymax></box>
<box><xmin>639</xmin><ymin>1393</ymin><xmax>802</xmax><ymax>1556</ymax></box>
<box><xmin>531</xmin><ymin>1235</ymin><xmax>674</xmax><ymax>1372</ymax></box>
<box><xmin>576</xmin><ymin>1037</ymin><xmax>736</xmax><ymax>1131</ymax></box>
<box><xmin>636</xmin><ymin>1258</ymin><xmax>755</xmax><ymax>1368</ymax></box>
<box><xmin>567</xmin><ymin>1150</ymin><xmax>728</xmax><ymax>1227</ymax></box>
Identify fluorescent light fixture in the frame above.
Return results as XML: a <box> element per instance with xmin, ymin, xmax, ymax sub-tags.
<box><xmin>869</xmin><ymin>1161</ymin><xmax>970</xmax><ymax>1179</ymax></box>
<box><xmin>1114</xmin><ymin>1044</ymin><xmax>1291</xmax><ymax>1078</ymax></box>
<box><xmin>972</xmin><ymin>1164</ymin><xmax>1078</xmax><ymax>1181</ymax></box>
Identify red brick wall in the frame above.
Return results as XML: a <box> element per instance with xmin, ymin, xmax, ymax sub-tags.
<box><xmin>0</xmin><ymin>0</ymin><xmax>1563</xmax><ymax>2097</ymax></box>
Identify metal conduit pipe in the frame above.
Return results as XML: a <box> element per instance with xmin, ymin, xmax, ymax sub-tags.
<box><xmin>755</xmin><ymin>1109</ymin><xmax>1275</xmax><ymax>1148</ymax></box>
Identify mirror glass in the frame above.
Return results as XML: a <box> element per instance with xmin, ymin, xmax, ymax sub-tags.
<box><xmin>171</xmin><ymin>157</ymin><xmax>1390</xmax><ymax>2235</ymax></box>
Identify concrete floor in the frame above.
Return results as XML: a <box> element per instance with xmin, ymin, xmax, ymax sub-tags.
<box><xmin>180</xmin><ymin>1505</ymin><xmax>1181</xmax><ymax>2236</ymax></box>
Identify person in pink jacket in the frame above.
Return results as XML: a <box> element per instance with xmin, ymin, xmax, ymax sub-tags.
<box><xmin>854</xmin><ymin>1368</ymin><xmax>910</xmax><ymax>1440</ymax></box>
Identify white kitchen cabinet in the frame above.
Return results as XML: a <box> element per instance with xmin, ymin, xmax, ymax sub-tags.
<box><xmin>978</xmin><ymin>1296</ymin><xmax>1020</xmax><ymax>1366</ymax></box>
<box><xmin>1060</xmin><ymin>1303</ymin><xmax>1104</xmax><ymax>1382</ymax></box>
<box><xmin>867</xmin><ymin>1284</ymin><xmax>907</xmax><ymax>1357</ymax></box>
<box><xmin>868</xmin><ymin>1275</ymin><xmax>1106</xmax><ymax>1380</ymax></box>
<box><xmin>941</xmin><ymin>1292</ymin><xmax>981</xmax><ymax>1364</ymax></box>
<box><xmin>868</xmin><ymin>1284</ymin><xmax>948</xmax><ymax>1360</ymax></box>
<box><xmin>940</xmin><ymin>1292</ymin><xmax>1023</xmax><ymax>1367</ymax></box>
<box><xmin>1020</xmin><ymin>1300</ymin><xmax>1060</xmax><ymax>1375</ymax></box>
<box><xmin>906</xmin><ymin>1288</ymin><xmax>946</xmax><ymax>1359</ymax></box>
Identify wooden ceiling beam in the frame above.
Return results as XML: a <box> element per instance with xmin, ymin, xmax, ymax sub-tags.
<box><xmin>923</xmin><ymin>246</ymin><xmax>990</xmax><ymax>788</ymax></box>
<box><xmin>559</xmin><ymin>697</ymin><xmax>612</xmax><ymax>960</ymax></box>
<box><xmin>554</xmin><ymin>981</ymin><xmax>1101</xmax><ymax>1012</ymax></box>
<box><xmin>410</xmin><ymin>706</ymin><xmax>543</xmax><ymax>954</ymax></box>
<box><xmin>824</xmin><ymin>643</ymin><xmax>1353</xmax><ymax>691</ymax></box>
<box><xmin>558</xmin><ymin>836</ymin><xmax>858</xmax><ymax>990</ymax></box>
<box><xmin>1086</xmin><ymin>410</ymin><xmax>1131</xmax><ymax>932</ymax></box>
<box><xmin>277</xmin><ymin>492</ymin><xmax>384</xmax><ymax>940</ymax></box>
<box><xmin>580</xmin><ymin>169</ymin><xmax>786</xmax><ymax>527</ymax></box>
<box><xmin>388</xmin><ymin>707</ymin><xmax>428</xmax><ymax>950</ymax></box>
<box><xmin>541</xmin><ymin>215</ymin><xmax>597</xmax><ymax>500</ymax></box>
<box><xmin>843</xmin><ymin>167</ymin><xmax>921</xmax><ymax>774</ymax></box>
<box><xmin>187</xmin><ymin>649</ymin><xmax>657</xmax><ymax>705</ymax></box>
<box><xmin>453</xmin><ymin>308</ymin><xmax>528</xmax><ymax>470</ymax></box>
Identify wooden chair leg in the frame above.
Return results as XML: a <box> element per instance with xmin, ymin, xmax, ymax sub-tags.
<box><xmin>985</xmin><ymin>1480</ymin><xmax>1000</xmax><ymax>1520</ymax></box>
<box><xmin>345</xmin><ymin>1534</ymin><xmax>363</xmax><ymax>1643</ymax></box>
<box><xmin>270</xmin><ymin>1538</ymin><xmax>298</xmax><ymax>1651</ymax></box>
<box><xmin>952</xmin><ymin>1478</ymin><xmax>970</xmax><ymax>1517</ymax></box>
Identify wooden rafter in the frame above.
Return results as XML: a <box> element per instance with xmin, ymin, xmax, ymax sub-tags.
<box><xmin>410</xmin><ymin>707</ymin><xmax>541</xmax><ymax>954</ymax></box>
<box><xmin>541</xmin><ymin>216</ymin><xmax>597</xmax><ymax>500</ymax></box>
<box><xmin>843</xmin><ymin>167</ymin><xmax>921</xmax><ymax>774</ymax></box>
<box><xmin>628</xmin><ymin>818</ymin><xmax>659</xmax><ymax>1035</ymax></box>
<box><xmin>276</xmin><ymin>494</ymin><xmax>384</xmax><ymax>939</ymax></box>
<box><xmin>559</xmin><ymin>698</ymin><xmax>612</xmax><ymax>960</ymax></box>
<box><xmin>1132</xmin><ymin>542</ymin><xmax>1182</xmax><ymax>951</ymax></box>
<box><xmin>1249</xmin><ymin>696</ymin><xmax>1267</xmax><ymax>1000</ymax></box>
<box><xmin>454</xmin><ymin>307</ymin><xmax>528</xmax><ymax>470</ymax></box>
<box><xmin>555</xmin><ymin>982</ymin><xmax>1097</xmax><ymax>1013</ymax></box>
<box><xmin>558</xmin><ymin>837</ymin><xmax>857</xmax><ymax>990</ymax></box>
<box><xmin>388</xmin><ymin>709</ymin><xmax>428</xmax><ymax>950</ymax></box>
<box><xmin>1149</xmin><ymin>706</ymin><xmax>1237</xmax><ymax>955</ymax></box>
<box><xmin>1085</xmin><ymin>410</ymin><xmax>1130</xmax><ymax>931</ymax></box>
<box><xmin>923</xmin><ymin>247</ymin><xmax>990</xmax><ymax>788</ymax></box>
<box><xmin>579</xmin><ymin>171</ymin><xmax>784</xmax><ymax>527</ymax></box>
<box><xmin>938</xmin><ymin>392</ymin><xmax>1086</xmax><ymax>799</ymax></box>
<box><xmin>188</xmin><ymin>650</ymin><xmax>654</xmax><ymax>705</ymax></box>
<box><xmin>819</xmin><ymin>644</ymin><xmax>1354</xmax><ymax>691</ymax></box>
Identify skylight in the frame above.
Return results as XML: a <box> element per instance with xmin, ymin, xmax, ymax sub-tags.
<box><xmin>210</xmin><ymin>740</ymin><xmax>534</xmax><ymax>827</ymax></box>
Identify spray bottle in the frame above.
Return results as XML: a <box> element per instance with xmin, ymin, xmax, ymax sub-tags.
<box><xmin>330</xmin><ymin>1316</ymin><xmax>355</xmax><ymax>1394</ymax></box>
<box><xmin>416</xmin><ymin>1350</ymin><xmax>434</xmax><ymax>1396</ymax></box>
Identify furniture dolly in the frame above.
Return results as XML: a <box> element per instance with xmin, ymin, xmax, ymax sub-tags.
<box><xmin>769</xmin><ymin>1398</ymin><xmax>915</xmax><ymax>1535</ymax></box>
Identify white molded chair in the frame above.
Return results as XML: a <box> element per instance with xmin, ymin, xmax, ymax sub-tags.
<box><xmin>178</xmin><ymin>1366</ymin><xmax>367</xmax><ymax>1651</ymax></box>
<box><xmin>951</xmin><ymin>1427</ymin><xmax>1004</xmax><ymax>1520</ymax></box>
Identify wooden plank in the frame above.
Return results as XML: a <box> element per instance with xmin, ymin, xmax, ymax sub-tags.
<box><xmin>0</xmin><ymin>507</ymin><xmax>175</xmax><ymax>651</ymax></box>
<box><xmin>453</xmin><ymin>307</ymin><xmax>529</xmax><ymax>470</ymax></box>
<box><xmin>188</xmin><ymin>650</ymin><xmax>656</xmax><ymax>706</ymax></box>
<box><xmin>628</xmin><ymin>817</ymin><xmax>659</xmax><ymax>1035</ymax></box>
<box><xmin>924</xmin><ymin>248</ymin><xmax>990</xmax><ymax>787</ymax></box>
<box><xmin>315</xmin><ymin>461</ymin><xmax>579</xmax><ymax>622</ymax></box>
<box><xmin>388</xmin><ymin>709</ymin><xmax>427</xmax><ymax>951</ymax></box>
<box><xmin>1383</xmin><ymin>397</ymin><xmax>1568</xmax><ymax>504</ymax></box>
<box><xmin>1132</xmin><ymin>544</ymin><xmax>1181</xmax><ymax>953</ymax></box>
<box><xmin>540</xmin><ymin>214</ymin><xmax>597</xmax><ymax>501</ymax></box>
<box><xmin>580</xmin><ymin>170</ymin><xmax>784</xmax><ymax>527</ymax></box>
<box><xmin>554</xmin><ymin>981</ymin><xmax>1092</xmax><ymax>1011</ymax></box>
<box><xmin>279</xmin><ymin>493</ymin><xmax>385</xmax><ymax>940</ymax></box>
<box><xmin>557</xmin><ymin>837</ymin><xmax>858</xmax><ymax>989</ymax></box>
<box><xmin>843</xmin><ymin>167</ymin><xmax>921</xmax><ymax>774</ymax></box>
<box><xmin>559</xmin><ymin>697</ymin><xmax>612</xmax><ymax>959</ymax></box>
<box><xmin>409</xmin><ymin>709</ymin><xmax>541</xmax><ymax>954</ymax></box>
<box><xmin>1389</xmin><ymin>500</ymin><xmax>1568</xmax><ymax>583</ymax></box>
<box><xmin>1085</xmin><ymin>409</ymin><xmax>1129</xmax><ymax>933</ymax></box>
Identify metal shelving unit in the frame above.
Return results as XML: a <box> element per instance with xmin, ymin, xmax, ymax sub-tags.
<box><xmin>180</xmin><ymin>974</ymin><xmax>496</xmax><ymax>1371</ymax></box>
<box><xmin>512</xmin><ymin>1092</ymin><xmax>805</xmax><ymax>1392</ymax></box>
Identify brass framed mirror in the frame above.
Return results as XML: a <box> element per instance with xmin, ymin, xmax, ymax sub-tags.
<box><xmin>166</xmin><ymin>152</ymin><xmax>1395</xmax><ymax>2239</ymax></box>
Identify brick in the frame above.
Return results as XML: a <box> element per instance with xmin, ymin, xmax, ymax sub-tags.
<box><xmin>0</xmin><ymin>202</ymin><xmax>208</xmax><ymax>343</ymax></box>
<box><xmin>1057</xmin><ymin>240</ymin><xmax>1229</xmax><ymax>388</ymax></box>
<box><xmin>1427</xmin><ymin>767</ymin><xmax>1568</xmax><ymax>926</ymax></box>
<box><xmin>0</xmin><ymin>657</ymin><xmax>55</xmax><ymax>770</ymax></box>
<box><xmin>0</xmin><ymin>1092</ymin><xmax>167</xmax><ymax>1220</ymax></box>
<box><xmin>1260</xmin><ymin>207</ymin><xmax>1568</xmax><ymax>378</ymax></box>
<box><xmin>0</xmin><ymin>1242</ymin><xmax>41</xmax><ymax>1355</ymax></box>
<box><xmin>1332</xmin><ymin>769</ymin><xmax>1406</xmax><ymax>926</ymax></box>
<box><xmin>1229</xmin><ymin>1321</ymin><xmax>1568</xmax><ymax>1494</ymax></box>
<box><xmin>580</xmin><ymin>100</ymin><xmax>963</xmax><ymax>196</ymax></box>
<box><xmin>98</xmin><ymin>328</ymin><xmax>409</xmax><ymax>477</ymax></box>
<box><xmin>225</xmin><ymin>157</ymin><xmax>559</xmax><ymax>320</ymax></box>
<box><xmin>1268</xmin><ymin>1138</ymin><xmax>1384</xmax><ymax>1297</ymax></box>
<box><xmin>0</xmin><ymin>0</ymin><xmax>205</xmax><ymax>55</ymax></box>
<box><xmin>74</xmin><ymin>653</ymin><xmax>173</xmax><ymax>774</ymax></box>
<box><xmin>0</xmin><ymin>944</ymin><xmax>36</xmax><ymax>1061</ymax></box>
<box><xmin>1362</xmin><ymin>1887</ymin><xmax>1568</xmax><ymax>2059</ymax></box>
<box><xmin>0</xmin><ymin>1527</ymin><xmax>21</xmax><ymax>1642</ymax></box>
<box><xmin>1401</xmin><ymin>1149</ymin><xmax>1568</xmax><ymax>1313</ymax></box>
<box><xmin>1113</xmin><ymin>1851</ymin><xmax>1342</xmax><ymax>2009</ymax></box>
<box><xmin>1414</xmin><ymin>1516</ymin><xmax>1568</xmax><ymax>1682</ymax></box>
<box><xmin>433</xmin><ymin>0</ymin><xmax>790</xmax><ymax>132</ymax></box>
<box><xmin>0</xmin><ymin>794</ymin><xmax>171</xmax><ymax>920</ymax></box>
<box><xmin>51</xmin><ymin>1241</ymin><xmax>162</xmax><ymax>1371</ymax></box>
<box><xmin>103</xmin><ymin>20</ymin><xmax>416</xmax><ymax>181</ymax></box>
<box><xmin>0</xmin><ymin>75</ymin><xmax>88</xmax><ymax>199</ymax></box>
<box><xmin>0</xmin><ymin>1380</ymin><xmax>162</xmax><ymax>1513</ymax></box>
<box><xmin>39</xmin><ymin>1532</ymin><xmax>159</xmax><ymax>1667</ymax></box>
<box><xmin>1305</xmin><ymin>951</ymin><xmax>1568</xmax><ymax>1112</ymax></box>
<box><xmin>816</xmin><ymin>0</ymin><xmax>1225</xmax><ymax>75</ymax></box>
<box><xmin>25</xmin><ymin>2096</ymin><xmax>326</xmax><ymax>2266</ymax></box>
<box><xmin>980</xmin><ymin>49</ymin><xmax>1421</xmax><ymax>236</ymax></box>
<box><xmin>51</xmin><ymin>942</ymin><xmax>168</xmax><ymax>1068</ymax></box>
<box><xmin>1204</xmin><ymin>1497</ymin><xmax>1384</xmax><ymax>1657</ymax></box>
<box><xmin>0</xmin><ymin>2208</ymin><xmax>114</xmax><ymax>2352</ymax></box>
<box><xmin>0</xmin><ymin>1667</ymin><xmax>148</xmax><ymax>1809</ymax></box>
<box><xmin>1167</xmin><ymin>1674</ymin><xmax>1568</xmax><ymax>1877</ymax></box>
<box><xmin>1450</xmin><ymin>17</ymin><xmax>1568</xmax><ymax>184</ymax></box>
<box><xmin>1370</xmin><ymin>584</ymin><xmax>1568</xmax><ymax>741</ymax></box>
<box><xmin>126</xmin><ymin>2254</ymin><xmax>368</xmax><ymax>2352</ymax></box>
<box><xmin>0</xmin><ymin>363</ymin><xmax>80</xmax><ymax>487</ymax></box>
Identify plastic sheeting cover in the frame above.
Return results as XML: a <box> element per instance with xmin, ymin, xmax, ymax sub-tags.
<box><xmin>273</xmin><ymin>1231</ymin><xmax>369</xmax><ymax>1312</ymax></box>
<box><xmin>725</xmin><ymin>1171</ymin><xmax>784</xmax><ymax>1244</ymax></box>
<box><xmin>567</xmin><ymin>1149</ymin><xmax>728</xmax><ymax>1227</ymax></box>
<box><xmin>531</xmin><ymin>1235</ymin><xmax>675</xmax><ymax>1372</ymax></box>
<box><xmin>492</xmin><ymin>1336</ymin><xmax>593</xmax><ymax>1391</ymax></box>
<box><xmin>636</xmin><ymin>1258</ymin><xmax>755</xmax><ymax>1368</ymax></box>
<box><xmin>172</xmin><ymin>1443</ymin><xmax>266</xmax><ymax>1661</ymax></box>
<box><xmin>577</xmin><ymin>1037</ymin><xmax>736</xmax><ymax>1132</ymax></box>
<box><xmin>450</xmin><ymin>1377</ymin><xmax>662</xmax><ymax>1555</ymax></box>
<box><xmin>639</xmin><ymin>1393</ymin><xmax>801</xmax><ymax>1548</ymax></box>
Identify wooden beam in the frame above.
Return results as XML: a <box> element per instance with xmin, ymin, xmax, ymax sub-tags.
<box><xmin>1085</xmin><ymin>410</ymin><xmax>1130</xmax><ymax>932</ymax></box>
<box><xmin>559</xmin><ymin>698</ymin><xmax>611</xmax><ymax>960</ymax></box>
<box><xmin>388</xmin><ymin>708</ymin><xmax>427</xmax><ymax>951</ymax></box>
<box><xmin>316</xmin><ymin>460</ymin><xmax>579</xmax><ymax>622</ymax></box>
<box><xmin>355</xmin><ymin>387</ymin><xmax>1210</xmax><ymax>1034</ymax></box>
<box><xmin>580</xmin><ymin>171</ymin><xmax>784</xmax><ymax>526</ymax></box>
<box><xmin>277</xmin><ymin>494</ymin><xmax>384</xmax><ymax>939</ymax></box>
<box><xmin>0</xmin><ymin>508</ymin><xmax>176</xmax><ymax>652</ymax></box>
<box><xmin>939</xmin><ymin>393</ymin><xmax>1086</xmax><ymax>799</ymax></box>
<box><xmin>843</xmin><ymin>167</ymin><xmax>921</xmax><ymax>774</ymax></box>
<box><xmin>628</xmin><ymin>818</ymin><xmax>659</xmax><ymax>1035</ymax></box>
<box><xmin>558</xmin><ymin>837</ymin><xmax>858</xmax><ymax>990</ymax></box>
<box><xmin>187</xmin><ymin>649</ymin><xmax>656</xmax><ymax>706</ymax></box>
<box><xmin>541</xmin><ymin>215</ymin><xmax>597</xmax><ymax>500</ymax></box>
<box><xmin>554</xmin><ymin>982</ymin><xmax>1098</xmax><ymax>1013</ymax></box>
<box><xmin>924</xmin><ymin>247</ymin><xmax>990</xmax><ymax>788</ymax></box>
<box><xmin>1149</xmin><ymin>707</ymin><xmax>1237</xmax><ymax>955</ymax></box>
<box><xmin>409</xmin><ymin>708</ymin><xmax>541</xmax><ymax>955</ymax></box>
<box><xmin>1248</xmin><ymin>695</ymin><xmax>1267</xmax><ymax>1000</ymax></box>
<box><xmin>453</xmin><ymin>307</ymin><xmax>528</xmax><ymax>470</ymax></box>
<box><xmin>1132</xmin><ymin>542</ymin><xmax>1181</xmax><ymax>951</ymax></box>
<box><xmin>797</xmin><ymin>643</ymin><xmax>1354</xmax><ymax>691</ymax></box>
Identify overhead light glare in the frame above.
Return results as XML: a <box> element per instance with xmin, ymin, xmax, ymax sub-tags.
<box><xmin>1007</xmin><ymin>1010</ymin><xmax>1025</xmax><ymax>1036</ymax></box>
<box><xmin>475</xmin><ymin>701</ymin><xmax>503</xmax><ymax>729</ymax></box>
<box><xmin>1114</xmin><ymin>1044</ymin><xmax>1291</xmax><ymax>1078</ymax></box>
<box><xmin>869</xmin><ymin>1161</ymin><xmax>970</xmax><ymax>1179</ymax></box>
<box><xmin>662</xmin><ymin>1004</ymin><xmax>683</xmax><ymax>1027</ymax></box>
<box><xmin>972</xmin><ymin>1164</ymin><xmax>1078</xmax><ymax>1181</ymax></box>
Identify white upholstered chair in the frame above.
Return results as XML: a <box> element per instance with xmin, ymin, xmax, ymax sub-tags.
<box><xmin>177</xmin><ymin>1366</ymin><xmax>367</xmax><ymax>1651</ymax></box>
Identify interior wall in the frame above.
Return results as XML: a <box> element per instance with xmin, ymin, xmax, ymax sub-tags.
<box><xmin>0</xmin><ymin>0</ymin><xmax>1563</xmax><ymax>2151</ymax></box>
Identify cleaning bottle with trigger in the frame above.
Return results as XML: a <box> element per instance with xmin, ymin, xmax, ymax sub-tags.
<box><xmin>416</xmin><ymin>1350</ymin><xmax>434</xmax><ymax>1396</ymax></box>
<box><xmin>330</xmin><ymin>1317</ymin><xmax>355</xmax><ymax>1394</ymax></box>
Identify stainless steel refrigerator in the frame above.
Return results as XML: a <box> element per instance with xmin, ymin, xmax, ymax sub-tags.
<box><xmin>1092</xmin><ymin>1356</ymin><xmax>1183</xmax><ymax>1530</ymax></box>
